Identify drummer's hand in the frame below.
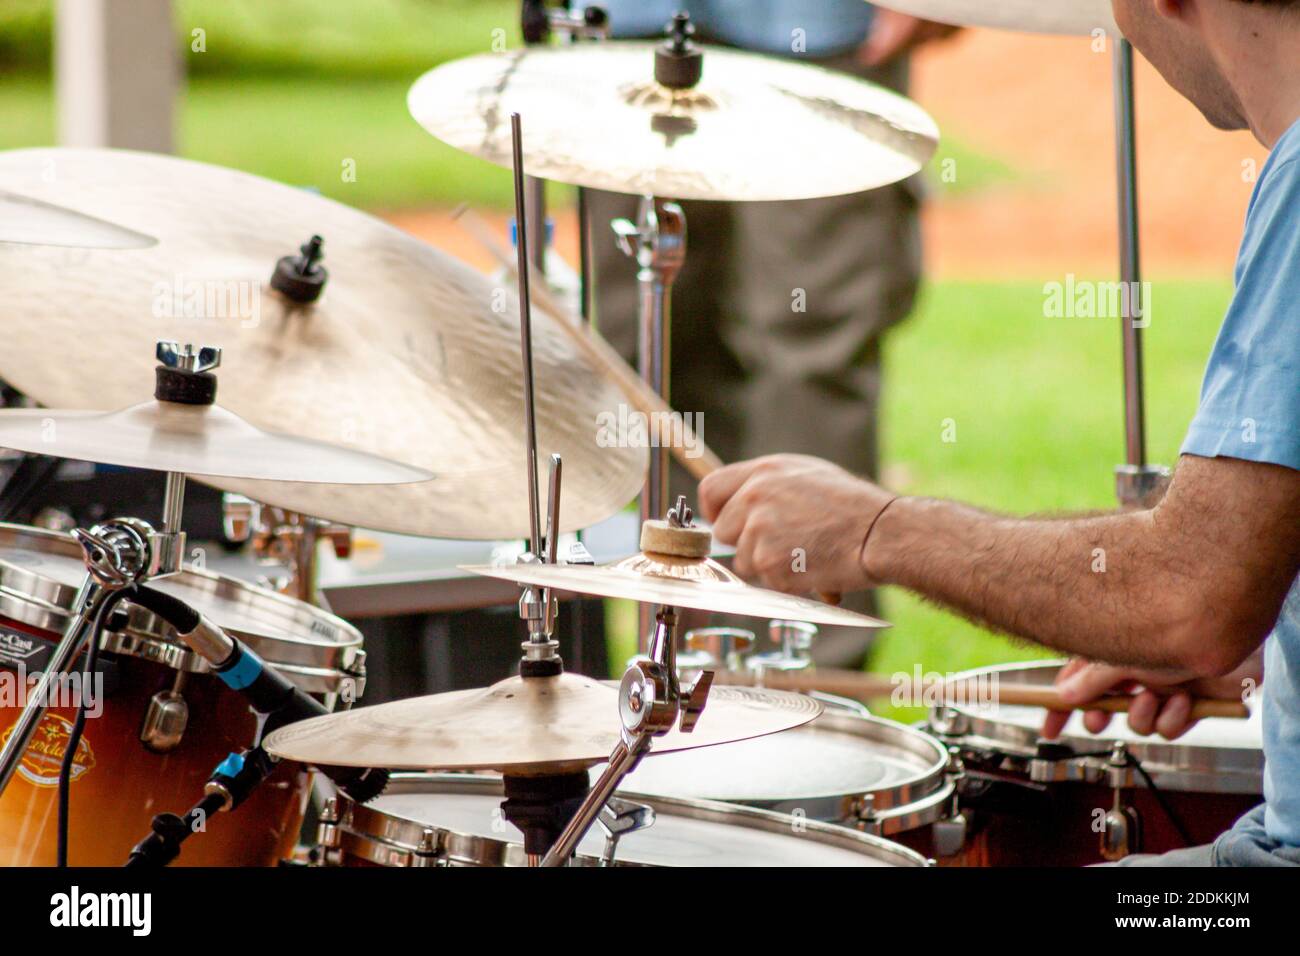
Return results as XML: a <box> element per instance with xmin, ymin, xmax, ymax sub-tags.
<box><xmin>1041</xmin><ymin>652</ymin><xmax>1263</xmax><ymax>741</ymax></box>
<box><xmin>859</xmin><ymin>10</ymin><xmax>961</xmax><ymax>66</ymax></box>
<box><xmin>699</xmin><ymin>454</ymin><xmax>894</xmax><ymax>594</ymax></box>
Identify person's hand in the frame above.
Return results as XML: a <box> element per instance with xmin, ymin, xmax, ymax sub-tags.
<box><xmin>698</xmin><ymin>454</ymin><xmax>895</xmax><ymax>595</ymax></box>
<box><xmin>1040</xmin><ymin>651</ymin><xmax>1263</xmax><ymax>741</ymax></box>
<box><xmin>859</xmin><ymin>10</ymin><xmax>961</xmax><ymax>67</ymax></box>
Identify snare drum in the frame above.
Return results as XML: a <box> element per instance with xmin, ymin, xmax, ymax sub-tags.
<box><xmin>612</xmin><ymin>705</ymin><xmax>957</xmax><ymax>843</ymax></box>
<box><xmin>317</xmin><ymin>772</ymin><xmax>930</xmax><ymax>867</ymax></box>
<box><xmin>0</xmin><ymin>523</ymin><xmax>366</xmax><ymax>866</ymax></box>
<box><xmin>929</xmin><ymin>660</ymin><xmax>1264</xmax><ymax>866</ymax></box>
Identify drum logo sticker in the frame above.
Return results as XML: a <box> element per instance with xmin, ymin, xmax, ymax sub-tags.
<box><xmin>0</xmin><ymin>713</ymin><xmax>96</xmax><ymax>787</ymax></box>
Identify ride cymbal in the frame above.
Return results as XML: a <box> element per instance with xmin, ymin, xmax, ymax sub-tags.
<box><xmin>867</xmin><ymin>0</ymin><xmax>1117</xmax><ymax>36</ymax></box>
<box><xmin>262</xmin><ymin>671</ymin><xmax>824</xmax><ymax>775</ymax></box>
<box><xmin>408</xmin><ymin>42</ymin><xmax>938</xmax><ymax>201</ymax></box>
<box><xmin>0</xmin><ymin>147</ymin><xmax>645</xmax><ymax>538</ymax></box>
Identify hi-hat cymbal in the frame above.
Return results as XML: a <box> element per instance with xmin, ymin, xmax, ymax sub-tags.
<box><xmin>0</xmin><ymin>148</ymin><xmax>645</xmax><ymax>539</ymax></box>
<box><xmin>0</xmin><ymin>400</ymin><xmax>432</xmax><ymax>484</ymax></box>
<box><xmin>869</xmin><ymin>0</ymin><xmax>1117</xmax><ymax>36</ymax></box>
<box><xmin>261</xmin><ymin>672</ymin><xmax>823</xmax><ymax>775</ymax></box>
<box><xmin>0</xmin><ymin>189</ymin><xmax>156</xmax><ymax>249</ymax></box>
<box><xmin>408</xmin><ymin>43</ymin><xmax>938</xmax><ymax>201</ymax></box>
<box><xmin>462</xmin><ymin>551</ymin><xmax>888</xmax><ymax>628</ymax></box>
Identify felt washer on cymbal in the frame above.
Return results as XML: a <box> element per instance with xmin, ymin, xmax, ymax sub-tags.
<box><xmin>640</xmin><ymin>519</ymin><xmax>712</xmax><ymax>559</ymax></box>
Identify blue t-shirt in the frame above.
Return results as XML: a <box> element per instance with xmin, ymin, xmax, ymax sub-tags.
<box><xmin>597</xmin><ymin>1</ymin><xmax>876</xmax><ymax>58</ymax></box>
<box><xmin>1180</xmin><ymin>117</ymin><xmax>1300</xmax><ymax>848</ymax></box>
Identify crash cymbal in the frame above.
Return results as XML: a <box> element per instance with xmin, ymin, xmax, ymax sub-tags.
<box><xmin>462</xmin><ymin>552</ymin><xmax>888</xmax><ymax>628</ymax></box>
<box><xmin>261</xmin><ymin>672</ymin><xmax>823</xmax><ymax>775</ymax></box>
<box><xmin>869</xmin><ymin>0</ymin><xmax>1117</xmax><ymax>36</ymax></box>
<box><xmin>408</xmin><ymin>42</ymin><xmax>938</xmax><ymax>201</ymax></box>
<box><xmin>0</xmin><ymin>400</ymin><xmax>432</xmax><ymax>484</ymax></box>
<box><xmin>0</xmin><ymin>147</ymin><xmax>645</xmax><ymax>539</ymax></box>
<box><xmin>0</xmin><ymin>189</ymin><xmax>156</xmax><ymax>249</ymax></box>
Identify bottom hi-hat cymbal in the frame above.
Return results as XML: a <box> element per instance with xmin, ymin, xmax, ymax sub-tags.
<box><xmin>261</xmin><ymin>672</ymin><xmax>823</xmax><ymax>775</ymax></box>
<box><xmin>0</xmin><ymin>400</ymin><xmax>433</xmax><ymax>485</ymax></box>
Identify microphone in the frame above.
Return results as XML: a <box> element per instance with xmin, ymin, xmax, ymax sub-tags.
<box><xmin>129</xmin><ymin>585</ymin><xmax>388</xmax><ymax>803</ymax></box>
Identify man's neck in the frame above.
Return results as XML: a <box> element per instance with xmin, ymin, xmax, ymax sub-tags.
<box><xmin>1207</xmin><ymin>7</ymin><xmax>1300</xmax><ymax>148</ymax></box>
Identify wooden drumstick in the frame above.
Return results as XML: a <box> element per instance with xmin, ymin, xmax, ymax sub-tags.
<box><xmin>455</xmin><ymin>207</ymin><xmax>723</xmax><ymax>480</ymax></box>
<box><xmin>710</xmin><ymin>667</ymin><xmax>1251</xmax><ymax>719</ymax></box>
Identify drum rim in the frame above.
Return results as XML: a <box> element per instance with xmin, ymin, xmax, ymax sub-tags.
<box><xmin>0</xmin><ymin>522</ymin><xmax>363</xmax><ymax>691</ymax></box>
<box><xmin>932</xmin><ymin>659</ymin><xmax>1263</xmax><ymax>794</ymax></box>
<box><xmin>325</xmin><ymin>772</ymin><xmax>932</xmax><ymax>868</ymax></box>
<box><xmin>616</xmin><ymin>710</ymin><xmax>954</xmax><ymax>833</ymax></box>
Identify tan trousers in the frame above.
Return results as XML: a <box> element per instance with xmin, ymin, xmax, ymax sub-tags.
<box><xmin>585</xmin><ymin>55</ymin><xmax>922</xmax><ymax>667</ymax></box>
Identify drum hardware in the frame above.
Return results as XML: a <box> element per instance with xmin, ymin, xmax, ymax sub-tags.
<box><xmin>139</xmin><ymin>669</ymin><xmax>189</xmax><ymax>753</ymax></box>
<box><xmin>521</xmin><ymin>0</ymin><xmax>610</xmax><ymax>45</ymax></box>
<box><xmin>222</xmin><ymin>495</ymin><xmax>353</xmax><ymax>603</ymax></box>
<box><xmin>747</xmin><ymin>620</ymin><xmax>817</xmax><ymax>678</ymax></box>
<box><xmin>269</xmin><ymin>234</ymin><xmax>328</xmax><ymax>304</ymax></box>
<box><xmin>595</xmin><ymin>796</ymin><xmax>656</xmax><ymax>865</ymax></box>
<box><xmin>678</xmin><ymin>626</ymin><xmax>755</xmax><ymax>678</ymax></box>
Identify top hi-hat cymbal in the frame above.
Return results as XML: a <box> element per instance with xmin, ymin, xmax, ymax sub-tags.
<box><xmin>0</xmin><ymin>190</ymin><xmax>156</xmax><ymax>250</ymax></box>
<box><xmin>0</xmin><ymin>400</ymin><xmax>432</xmax><ymax>485</ymax></box>
<box><xmin>462</xmin><ymin>515</ymin><xmax>889</xmax><ymax>628</ymax></box>
<box><xmin>869</xmin><ymin>0</ymin><xmax>1118</xmax><ymax>36</ymax></box>
<box><xmin>0</xmin><ymin>147</ymin><xmax>645</xmax><ymax>538</ymax></box>
<box><xmin>261</xmin><ymin>671</ymin><xmax>824</xmax><ymax>775</ymax></box>
<box><xmin>408</xmin><ymin>41</ymin><xmax>939</xmax><ymax>201</ymax></box>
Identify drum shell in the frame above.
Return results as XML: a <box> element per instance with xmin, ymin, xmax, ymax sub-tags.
<box><xmin>316</xmin><ymin>772</ymin><xmax>931</xmax><ymax>868</ymax></box>
<box><xmin>923</xmin><ymin>660</ymin><xmax>1264</xmax><ymax>866</ymax></box>
<box><xmin>0</xmin><ymin>615</ymin><xmax>311</xmax><ymax>867</ymax></box>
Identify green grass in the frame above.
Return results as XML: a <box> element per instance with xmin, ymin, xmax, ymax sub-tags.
<box><xmin>607</xmin><ymin>278</ymin><xmax>1231</xmax><ymax>721</ymax></box>
<box><xmin>0</xmin><ymin>0</ymin><xmax>521</xmax><ymax>78</ymax></box>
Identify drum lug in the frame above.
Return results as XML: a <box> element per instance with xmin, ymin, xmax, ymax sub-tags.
<box><xmin>315</xmin><ymin>796</ymin><xmax>343</xmax><ymax>863</ymax></box>
<box><xmin>139</xmin><ymin>672</ymin><xmax>189</xmax><ymax>752</ymax></box>
<box><xmin>932</xmin><ymin>811</ymin><xmax>969</xmax><ymax>858</ymax></box>
<box><xmin>851</xmin><ymin>793</ymin><xmax>879</xmax><ymax>831</ymax></box>
<box><xmin>340</xmin><ymin>649</ymin><xmax>368</xmax><ymax>709</ymax></box>
<box><xmin>1102</xmin><ymin>741</ymin><xmax>1137</xmax><ymax>789</ymax></box>
<box><xmin>1101</xmin><ymin>788</ymin><xmax>1142</xmax><ymax>861</ymax></box>
<box><xmin>927</xmin><ymin>706</ymin><xmax>969</xmax><ymax>738</ymax></box>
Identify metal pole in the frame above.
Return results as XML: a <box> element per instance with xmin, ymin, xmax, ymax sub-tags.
<box><xmin>1111</xmin><ymin>38</ymin><xmax>1169</xmax><ymax>508</ymax></box>
<box><xmin>511</xmin><ymin>114</ymin><xmax>544</xmax><ymax>558</ymax></box>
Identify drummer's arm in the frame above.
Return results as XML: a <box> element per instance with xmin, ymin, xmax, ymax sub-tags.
<box><xmin>862</xmin><ymin>454</ymin><xmax>1300</xmax><ymax>676</ymax></box>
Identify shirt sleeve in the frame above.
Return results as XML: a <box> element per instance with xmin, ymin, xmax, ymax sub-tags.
<box><xmin>1181</xmin><ymin>156</ymin><xmax>1300</xmax><ymax>472</ymax></box>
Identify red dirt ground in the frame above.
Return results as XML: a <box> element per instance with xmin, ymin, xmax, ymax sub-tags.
<box><xmin>385</xmin><ymin>30</ymin><xmax>1268</xmax><ymax>281</ymax></box>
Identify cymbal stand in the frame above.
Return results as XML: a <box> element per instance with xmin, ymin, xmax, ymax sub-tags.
<box><xmin>540</xmin><ymin>602</ymin><xmax>713</xmax><ymax>866</ymax></box>
<box><xmin>613</xmin><ymin>14</ymin><xmax>699</xmax><ymax>650</ymax></box>
<box><xmin>1111</xmin><ymin>38</ymin><xmax>1169</xmax><ymax>508</ymax></box>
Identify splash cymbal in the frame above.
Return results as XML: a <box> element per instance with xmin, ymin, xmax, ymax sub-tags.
<box><xmin>0</xmin><ymin>400</ymin><xmax>432</xmax><ymax>485</ymax></box>
<box><xmin>0</xmin><ymin>147</ymin><xmax>645</xmax><ymax>538</ymax></box>
<box><xmin>261</xmin><ymin>671</ymin><xmax>824</xmax><ymax>775</ymax></box>
<box><xmin>408</xmin><ymin>42</ymin><xmax>938</xmax><ymax>201</ymax></box>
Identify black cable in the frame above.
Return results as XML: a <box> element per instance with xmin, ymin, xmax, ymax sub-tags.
<box><xmin>56</xmin><ymin>587</ymin><xmax>131</xmax><ymax>867</ymax></box>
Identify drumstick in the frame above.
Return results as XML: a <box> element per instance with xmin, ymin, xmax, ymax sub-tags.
<box><xmin>454</xmin><ymin>207</ymin><xmax>723</xmax><ymax>480</ymax></box>
<box><xmin>710</xmin><ymin>667</ymin><xmax>1251</xmax><ymax>719</ymax></box>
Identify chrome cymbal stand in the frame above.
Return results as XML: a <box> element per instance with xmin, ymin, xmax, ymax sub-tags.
<box><xmin>1112</xmin><ymin>38</ymin><xmax>1169</xmax><ymax>508</ymax></box>
<box><xmin>0</xmin><ymin>343</ymin><xmax>201</xmax><ymax>798</ymax></box>
<box><xmin>541</xmin><ymin>599</ymin><xmax>713</xmax><ymax>866</ymax></box>
<box><xmin>613</xmin><ymin>14</ymin><xmax>698</xmax><ymax>650</ymax></box>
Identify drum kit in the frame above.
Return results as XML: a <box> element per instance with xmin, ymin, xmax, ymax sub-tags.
<box><xmin>0</xmin><ymin>3</ymin><xmax>1261</xmax><ymax>869</ymax></box>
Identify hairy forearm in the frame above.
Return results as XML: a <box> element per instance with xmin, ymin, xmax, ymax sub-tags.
<box><xmin>863</xmin><ymin>496</ymin><xmax>1234</xmax><ymax>671</ymax></box>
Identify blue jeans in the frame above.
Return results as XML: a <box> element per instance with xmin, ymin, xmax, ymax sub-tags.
<box><xmin>1110</xmin><ymin>804</ymin><xmax>1300</xmax><ymax>867</ymax></box>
